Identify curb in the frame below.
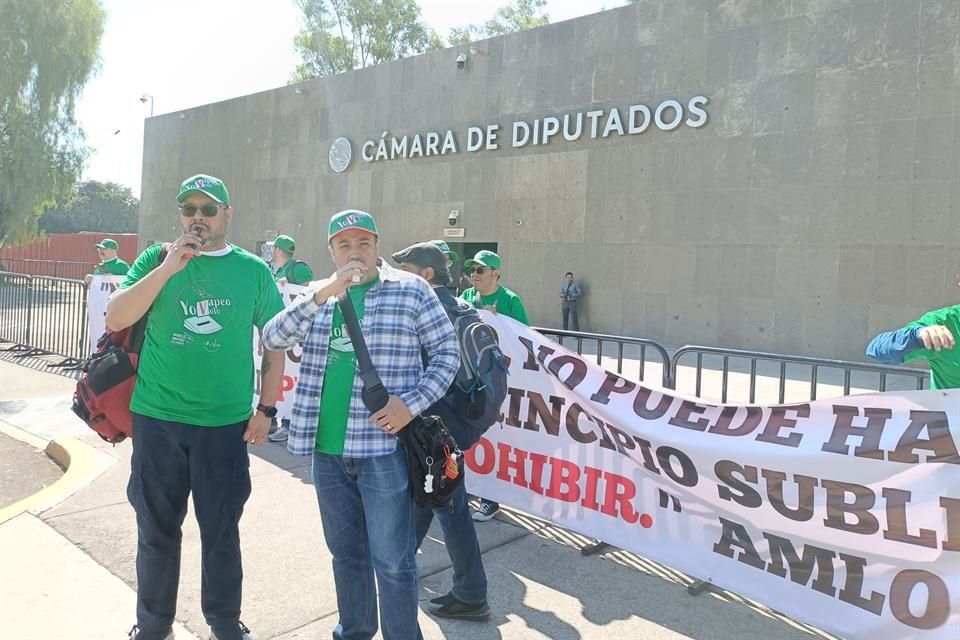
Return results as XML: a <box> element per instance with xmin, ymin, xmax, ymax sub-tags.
<box><xmin>0</xmin><ymin>421</ymin><xmax>115</xmax><ymax>525</ymax></box>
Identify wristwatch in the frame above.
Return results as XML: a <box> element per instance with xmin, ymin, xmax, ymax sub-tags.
<box><xmin>256</xmin><ymin>403</ymin><xmax>278</xmax><ymax>418</ymax></box>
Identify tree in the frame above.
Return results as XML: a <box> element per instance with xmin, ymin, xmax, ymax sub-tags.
<box><xmin>38</xmin><ymin>180</ymin><xmax>139</xmax><ymax>234</ymax></box>
<box><xmin>449</xmin><ymin>0</ymin><xmax>550</xmax><ymax>45</ymax></box>
<box><xmin>0</xmin><ymin>0</ymin><xmax>105</xmax><ymax>242</ymax></box>
<box><xmin>292</xmin><ymin>0</ymin><xmax>443</xmax><ymax>81</ymax></box>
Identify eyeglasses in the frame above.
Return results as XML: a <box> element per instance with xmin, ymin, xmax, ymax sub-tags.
<box><xmin>179</xmin><ymin>203</ymin><xmax>224</xmax><ymax>217</ymax></box>
<box><xmin>470</xmin><ymin>267</ymin><xmax>490</xmax><ymax>274</ymax></box>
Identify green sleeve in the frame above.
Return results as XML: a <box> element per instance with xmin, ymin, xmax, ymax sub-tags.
<box><xmin>903</xmin><ymin>305</ymin><xmax>960</xmax><ymax>364</ymax></box>
<box><xmin>510</xmin><ymin>294</ymin><xmax>529</xmax><ymax>326</ymax></box>
<box><xmin>119</xmin><ymin>244</ymin><xmax>164</xmax><ymax>289</ymax></box>
<box><xmin>289</xmin><ymin>261</ymin><xmax>314</xmax><ymax>285</ymax></box>
<box><xmin>253</xmin><ymin>265</ymin><xmax>286</xmax><ymax>329</ymax></box>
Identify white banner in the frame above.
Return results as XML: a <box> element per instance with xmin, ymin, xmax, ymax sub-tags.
<box><xmin>466</xmin><ymin>313</ymin><xmax>959</xmax><ymax>640</ymax></box>
<box><xmin>86</xmin><ymin>276</ymin><xmax>126</xmax><ymax>352</ymax></box>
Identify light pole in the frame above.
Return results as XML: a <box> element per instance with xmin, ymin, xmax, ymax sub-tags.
<box><xmin>139</xmin><ymin>93</ymin><xmax>154</xmax><ymax>116</ymax></box>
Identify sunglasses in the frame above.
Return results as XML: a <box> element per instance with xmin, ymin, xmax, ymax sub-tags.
<box><xmin>470</xmin><ymin>267</ymin><xmax>490</xmax><ymax>274</ymax></box>
<box><xmin>179</xmin><ymin>203</ymin><xmax>224</xmax><ymax>217</ymax></box>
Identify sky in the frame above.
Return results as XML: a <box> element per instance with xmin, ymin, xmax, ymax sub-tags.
<box><xmin>77</xmin><ymin>0</ymin><xmax>627</xmax><ymax>196</ymax></box>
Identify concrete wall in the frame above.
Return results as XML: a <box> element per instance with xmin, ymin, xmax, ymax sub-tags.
<box><xmin>140</xmin><ymin>0</ymin><xmax>960</xmax><ymax>360</ymax></box>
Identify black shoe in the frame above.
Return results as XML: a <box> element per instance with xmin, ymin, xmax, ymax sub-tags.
<box><xmin>127</xmin><ymin>625</ymin><xmax>173</xmax><ymax>640</ymax></box>
<box><xmin>427</xmin><ymin>592</ymin><xmax>491</xmax><ymax>620</ymax></box>
<box><xmin>209</xmin><ymin>620</ymin><xmax>253</xmax><ymax>639</ymax></box>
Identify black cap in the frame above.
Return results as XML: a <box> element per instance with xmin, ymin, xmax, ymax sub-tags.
<box><xmin>391</xmin><ymin>242</ymin><xmax>450</xmax><ymax>285</ymax></box>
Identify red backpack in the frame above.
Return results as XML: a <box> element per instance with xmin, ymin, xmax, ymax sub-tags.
<box><xmin>71</xmin><ymin>316</ymin><xmax>148</xmax><ymax>443</ymax></box>
<box><xmin>71</xmin><ymin>246</ymin><xmax>165</xmax><ymax>443</ymax></box>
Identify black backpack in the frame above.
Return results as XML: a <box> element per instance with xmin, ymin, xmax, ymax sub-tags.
<box><xmin>438</xmin><ymin>296</ymin><xmax>509</xmax><ymax>449</ymax></box>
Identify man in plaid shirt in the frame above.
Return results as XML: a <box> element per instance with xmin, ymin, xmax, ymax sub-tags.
<box><xmin>262</xmin><ymin>209</ymin><xmax>459</xmax><ymax>640</ymax></box>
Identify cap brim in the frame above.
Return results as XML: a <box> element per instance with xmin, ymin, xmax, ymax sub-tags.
<box><xmin>177</xmin><ymin>188</ymin><xmax>225</xmax><ymax>204</ymax></box>
<box><xmin>94</xmin><ymin>244</ymin><xmax>106</xmax><ymax>249</ymax></box>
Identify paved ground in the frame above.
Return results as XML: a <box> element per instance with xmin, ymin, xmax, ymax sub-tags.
<box><xmin>0</xmin><ymin>431</ymin><xmax>62</xmax><ymax>509</ymax></box>
<box><xmin>0</xmin><ymin>347</ymin><xmax>843</xmax><ymax>640</ymax></box>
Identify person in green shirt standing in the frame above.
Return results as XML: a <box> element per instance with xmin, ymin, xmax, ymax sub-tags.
<box><xmin>460</xmin><ymin>249</ymin><xmax>528</xmax><ymax>522</ymax></box>
<box><xmin>106</xmin><ymin>174</ymin><xmax>286</xmax><ymax>640</ymax></box>
<box><xmin>267</xmin><ymin>234</ymin><xmax>314</xmax><ymax>442</ymax></box>
<box><xmin>83</xmin><ymin>238</ymin><xmax>130</xmax><ymax>286</ymax></box>
<box><xmin>271</xmin><ymin>234</ymin><xmax>314</xmax><ymax>286</ymax></box>
<box><xmin>866</xmin><ymin>280</ymin><xmax>960</xmax><ymax>389</ymax></box>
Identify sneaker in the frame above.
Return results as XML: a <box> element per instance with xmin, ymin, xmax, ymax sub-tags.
<box><xmin>472</xmin><ymin>499</ymin><xmax>500</xmax><ymax>522</ymax></box>
<box><xmin>127</xmin><ymin>625</ymin><xmax>173</xmax><ymax>640</ymax></box>
<box><xmin>209</xmin><ymin>620</ymin><xmax>253</xmax><ymax>640</ymax></box>
<box><xmin>268</xmin><ymin>425</ymin><xmax>288</xmax><ymax>442</ymax></box>
<box><xmin>428</xmin><ymin>592</ymin><xmax>490</xmax><ymax>620</ymax></box>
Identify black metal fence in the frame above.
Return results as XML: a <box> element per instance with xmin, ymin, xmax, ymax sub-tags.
<box><xmin>670</xmin><ymin>344</ymin><xmax>929</xmax><ymax>404</ymax></box>
<box><xmin>534</xmin><ymin>327</ymin><xmax>673</xmax><ymax>388</ymax></box>
<box><xmin>0</xmin><ymin>272</ymin><xmax>89</xmax><ymax>366</ymax></box>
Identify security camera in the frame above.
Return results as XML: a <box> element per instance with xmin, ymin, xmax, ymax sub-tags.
<box><xmin>456</xmin><ymin>53</ymin><xmax>466</xmax><ymax>69</ymax></box>
<box><xmin>448</xmin><ymin>209</ymin><xmax>460</xmax><ymax>226</ymax></box>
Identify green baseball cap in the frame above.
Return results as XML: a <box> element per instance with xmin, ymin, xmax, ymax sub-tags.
<box><xmin>177</xmin><ymin>174</ymin><xmax>230</xmax><ymax>206</ymax></box>
<box><xmin>328</xmin><ymin>209</ymin><xmax>378</xmax><ymax>243</ymax></box>
<box><xmin>94</xmin><ymin>238</ymin><xmax>118</xmax><ymax>250</ymax></box>
<box><xmin>465</xmin><ymin>250</ymin><xmax>501</xmax><ymax>270</ymax></box>
<box><xmin>431</xmin><ymin>240</ymin><xmax>459</xmax><ymax>263</ymax></box>
<box><xmin>273</xmin><ymin>235</ymin><xmax>296</xmax><ymax>253</ymax></box>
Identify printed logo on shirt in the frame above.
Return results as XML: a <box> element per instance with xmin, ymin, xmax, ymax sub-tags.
<box><xmin>174</xmin><ymin>281</ymin><xmax>235</xmax><ymax>347</ymax></box>
<box><xmin>329</xmin><ymin>323</ymin><xmax>355</xmax><ymax>353</ymax></box>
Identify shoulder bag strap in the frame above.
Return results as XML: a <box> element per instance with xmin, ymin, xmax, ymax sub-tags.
<box><xmin>337</xmin><ymin>291</ymin><xmax>389</xmax><ymax>413</ymax></box>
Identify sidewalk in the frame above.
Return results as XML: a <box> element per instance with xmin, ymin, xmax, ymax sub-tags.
<box><xmin>0</xmin><ymin>352</ymin><xmax>837</xmax><ymax>640</ymax></box>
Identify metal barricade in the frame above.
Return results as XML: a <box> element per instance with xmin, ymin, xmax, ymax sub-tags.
<box><xmin>27</xmin><ymin>275</ymin><xmax>89</xmax><ymax>366</ymax></box>
<box><xmin>0</xmin><ymin>272</ymin><xmax>34</xmax><ymax>348</ymax></box>
<box><xmin>670</xmin><ymin>344</ymin><xmax>928</xmax><ymax>405</ymax></box>
<box><xmin>0</xmin><ymin>271</ymin><xmax>89</xmax><ymax>367</ymax></box>
<box><xmin>533</xmin><ymin>327</ymin><xmax>673</xmax><ymax>388</ymax></box>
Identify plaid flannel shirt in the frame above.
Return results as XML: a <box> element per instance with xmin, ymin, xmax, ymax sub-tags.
<box><xmin>261</xmin><ymin>263</ymin><xmax>459</xmax><ymax>457</ymax></box>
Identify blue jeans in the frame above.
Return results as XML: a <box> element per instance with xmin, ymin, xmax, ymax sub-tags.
<box><xmin>415</xmin><ymin>477</ymin><xmax>487</xmax><ymax>604</ymax></box>
<box><xmin>127</xmin><ymin>414</ymin><xmax>251</xmax><ymax>640</ymax></box>
<box><xmin>312</xmin><ymin>447</ymin><xmax>423</xmax><ymax>640</ymax></box>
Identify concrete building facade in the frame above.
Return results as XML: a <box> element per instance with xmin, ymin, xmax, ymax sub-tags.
<box><xmin>139</xmin><ymin>0</ymin><xmax>960</xmax><ymax>360</ymax></box>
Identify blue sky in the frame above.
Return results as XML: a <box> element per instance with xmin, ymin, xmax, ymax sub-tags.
<box><xmin>77</xmin><ymin>0</ymin><xmax>626</xmax><ymax>195</ymax></box>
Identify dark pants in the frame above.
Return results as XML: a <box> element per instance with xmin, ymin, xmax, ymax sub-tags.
<box><xmin>415</xmin><ymin>476</ymin><xmax>487</xmax><ymax>604</ymax></box>
<box><xmin>127</xmin><ymin>413</ymin><xmax>252</xmax><ymax>640</ymax></box>
<box><xmin>562</xmin><ymin>299</ymin><xmax>579</xmax><ymax>331</ymax></box>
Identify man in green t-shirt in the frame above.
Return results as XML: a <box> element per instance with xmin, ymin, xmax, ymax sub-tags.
<box><xmin>271</xmin><ymin>234</ymin><xmax>314</xmax><ymax>286</ymax></box>
<box><xmin>866</xmin><ymin>298</ymin><xmax>960</xmax><ymax>389</ymax></box>
<box><xmin>83</xmin><ymin>238</ymin><xmax>130</xmax><ymax>285</ymax></box>
<box><xmin>106</xmin><ymin>174</ymin><xmax>286</xmax><ymax>640</ymax></box>
<box><xmin>460</xmin><ymin>249</ymin><xmax>528</xmax><ymax>522</ymax></box>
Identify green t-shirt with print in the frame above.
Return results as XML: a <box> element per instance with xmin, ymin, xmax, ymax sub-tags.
<box><xmin>462</xmin><ymin>285</ymin><xmax>529</xmax><ymax>325</ymax></box>
<box><xmin>904</xmin><ymin>304</ymin><xmax>960</xmax><ymax>389</ymax></box>
<box><xmin>315</xmin><ymin>278</ymin><xmax>378</xmax><ymax>454</ymax></box>
<box><xmin>94</xmin><ymin>257</ymin><xmax>130</xmax><ymax>275</ymax></box>
<box><xmin>120</xmin><ymin>243</ymin><xmax>285</xmax><ymax>425</ymax></box>
<box><xmin>274</xmin><ymin>259</ymin><xmax>314</xmax><ymax>285</ymax></box>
